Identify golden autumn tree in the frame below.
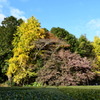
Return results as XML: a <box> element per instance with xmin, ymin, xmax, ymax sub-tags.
<box><xmin>7</xmin><ymin>16</ymin><xmax>45</xmax><ymax>85</ymax></box>
<box><xmin>92</xmin><ymin>36</ymin><xmax>100</xmax><ymax>72</ymax></box>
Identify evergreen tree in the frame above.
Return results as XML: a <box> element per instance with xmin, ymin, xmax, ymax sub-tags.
<box><xmin>77</xmin><ymin>35</ymin><xmax>94</xmax><ymax>58</ymax></box>
<box><xmin>50</xmin><ymin>27</ymin><xmax>78</xmax><ymax>52</ymax></box>
<box><xmin>0</xmin><ymin>16</ymin><xmax>23</xmax><ymax>82</ymax></box>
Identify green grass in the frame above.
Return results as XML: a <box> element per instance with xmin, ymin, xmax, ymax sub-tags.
<box><xmin>59</xmin><ymin>86</ymin><xmax>100</xmax><ymax>100</ymax></box>
<box><xmin>0</xmin><ymin>86</ymin><xmax>100</xmax><ymax>100</ymax></box>
<box><xmin>0</xmin><ymin>87</ymin><xmax>71</xmax><ymax>100</ymax></box>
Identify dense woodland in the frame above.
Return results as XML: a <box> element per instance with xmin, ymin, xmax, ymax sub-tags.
<box><xmin>0</xmin><ymin>16</ymin><xmax>100</xmax><ymax>86</ymax></box>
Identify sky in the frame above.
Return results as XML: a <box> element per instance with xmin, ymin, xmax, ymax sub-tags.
<box><xmin>0</xmin><ymin>0</ymin><xmax>100</xmax><ymax>41</ymax></box>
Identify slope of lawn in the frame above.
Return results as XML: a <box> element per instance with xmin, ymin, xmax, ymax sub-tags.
<box><xmin>0</xmin><ymin>86</ymin><xmax>100</xmax><ymax>100</ymax></box>
<box><xmin>0</xmin><ymin>87</ymin><xmax>71</xmax><ymax>100</ymax></box>
<box><xmin>58</xmin><ymin>86</ymin><xmax>100</xmax><ymax>100</ymax></box>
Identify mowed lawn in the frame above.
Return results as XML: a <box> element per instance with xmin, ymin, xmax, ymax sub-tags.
<box><xmin>59</xmin><ymin>86</ymin><xmax>100</xmax><ymax>100</ymax></box>
<box><xmin>0</xmin><ymin>86</ymin><xmax>100</xmax><ymax>100</ymax></box>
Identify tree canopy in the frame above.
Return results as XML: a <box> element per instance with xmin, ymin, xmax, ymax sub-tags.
<box><xmin>92</xmin><ymin>36</ymin><xmax>100</xmax><ymax>71</ymax></box>
<box><xmin>76</xmin><ymin>35</ymin><xmax>94</xmax><ymax>58</ymax></box>
<box><xmin>7</xmin><ymin>16</ymin><xmax>45</xmax><ymax>85</ymax></box>
<box><xmin>0</xmin><ymin>16</ymin><xmax>23</xmax><ymax>56</ymax></box>
<box><xmin>50</xmin><ymin>27</ymin><xmax>78</xmax><ymax>52</ymax></box>
<box><xmin>0</xmin><ymin>16</ymin><xmax>23</xmax><ymax>83</ymax></box>
<box><xmin>37</xmin><ymin>49</ymin><xmax>95</xmax><ymax>86</ymax></box>
<box><xmin>0</xmin><ymin>15</ymin><xmax>100</xmax><ymax>86</ymax></box>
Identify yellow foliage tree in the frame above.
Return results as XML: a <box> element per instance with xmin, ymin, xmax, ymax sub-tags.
<box><xmin>92</xmin><ymin>36</ymin><xmax>100</xmax><ymax>71</ymax></box>
<box><xmin>7</xmin><ymin>16</ymin><xmax>45</xmax><ymax>85</ymax></box>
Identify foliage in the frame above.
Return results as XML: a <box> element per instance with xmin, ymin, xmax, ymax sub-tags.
<box><xmin>25</xmin><ymin>82</ymin><xmax>43</xmax><ymax>87</ymax></box>
<box><xmin>0</xmin><ymin>16</ymin><xmax>100</xmax><ymax>85</ymax></box>
<box><xmin>0</xmin><ymin>16</ymin><xmax>23</xmax><ymax>56</ymax></box>
<box><xmin>7</xmin><ymin>16</ymin><xmax>45</xmax><ymax>85</ymax></box>
<box><xmin>51</xmin><ymin>27</ymin><xmax>69</xmax><ymax>39</ymax></box>
<box><xmin>42</xmin><ymin>28</ymin><xmax>49</xmax><ymax>33</ymax></box>
<box><xmin>65</xmin><ymin>33</ymin><xmax>78</xmax><ymax>52</ymax></box>
<box><xmin>0</xmin><ymin>16</ymin><xmax>23</xmax><ymax>82</ymax></box>
<box><xmin>92</xmin><ymin>36</ymin><xmax>100</xmax><ymax>71</ymax></box>
<box><xmin>77</xmin><ymin>35</ymin><xmax>94</xmax><ymax>58</ymax></box>
<box><xmin>36</xmin><ymin>49</ymin><xmax>95</xmax><ymax>86</ymax></box>
<box><xmin>50</xmin><ymin>27</ymin><xmax>78</xmax><ymax>52</ymax></box>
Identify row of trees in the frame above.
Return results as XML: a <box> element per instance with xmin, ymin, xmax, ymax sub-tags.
<box><xmin>0</xmin><ymin>16</ymin><xmax>100</xmax><ymax>86</ymax></box>
<box><xmin>50</xmin><ymin>27</ymin><xmax>94</xmax><ymax>58</ymax></box>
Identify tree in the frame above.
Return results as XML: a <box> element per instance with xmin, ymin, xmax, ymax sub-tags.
<box><xmin>76</xmin><ymin>35</ymin><xmax>94</xmax><ymax>58</ymax></box>
<box><xmin>50</xmin><ymin>27</ymin><xmax>69</xmax><ymax>39</ymax></box>
<box><xmin>64</xmin><ymin>33</ymin><xmax>78</xmax><ymax>52</ymax></box>
<box><xmin>0</xmin><ymin>16</ymin><xmax>23</xmax><ymax>56</ymax></box>
<box><xmin>50</xmin><ymin>27</ymin><xmax>78</xmax><ymax>52</ymax></box>
<box><xmin>7</xmin><ymin>16</ymin><xmax>45</xmax><ymax>85</ymax></box>
<box><xmin>42</xmin><ymin>28</ymin><xmax>49</xmax><ymax>33</ymax></box>
<box><xmin>92</xmin><ymin>36</ymin><xmax>100</xmax><ymax>71</ymax></box>
<box><xmin>0</xmin><ymin>16</ymin><xmax>23</xmax><ymax>82</ymax></box>
<box><xmin>36</xmin><ymin>49</ymin><xmax>95</xmax><ymax>86</ymax></box>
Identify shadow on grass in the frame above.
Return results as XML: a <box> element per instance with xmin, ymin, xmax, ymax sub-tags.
<box><xmin>0</xmin><ymin>87</ymin><xmax>73</xmax><ymax>100</ymax></box>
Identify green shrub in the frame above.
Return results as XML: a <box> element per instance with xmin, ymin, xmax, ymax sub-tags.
<box><xmin>25</xmin><ymin>82</ymin><xmax>43</xmax><ymax>87</ymax></box>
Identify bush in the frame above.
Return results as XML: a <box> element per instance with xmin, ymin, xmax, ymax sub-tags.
<box><xmin>25</xmin><ymin>82</ymin><xmax>43</xmax><ymax>87</ymax></box>
<box><xmin>36</xmin><ymin>50</ymin><xmax>95</xmax><ymax>86</ymax></box>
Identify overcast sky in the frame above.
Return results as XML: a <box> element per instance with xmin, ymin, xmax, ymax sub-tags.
<box><xmin>0</xmin><ymin>0</ymin><xmax>100</xmax><ymax>41</ymax></box>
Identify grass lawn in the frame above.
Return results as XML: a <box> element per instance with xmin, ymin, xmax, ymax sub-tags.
<box><xmin>59</xmin><ymin>86</ymin><xmax>100</xmax><ymax>100</ymax></box>
<box><xmin>0</xmin><ymin>86</ymin><xmax>100</xmax><ymax>100</ymax></box>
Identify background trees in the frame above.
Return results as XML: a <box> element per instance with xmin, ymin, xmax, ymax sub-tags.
<box><xmin>0</xmin><ymin>15</ymin><xmax>99</xmax><ymax>86</ymax></box>
<box><xmin>50</xmin><ymin>27</ymin><xmax>78</xmax><ymax>52</ymax></box>
<box><xmin>0</xmin><ymin>16</ymin><xmax>23</xmax><ymax>56</ymax></box>
<box><xmin>0</xmin><ymin>16</ymin><xmax>23</xmax><ymax>83</ymax></box>
<box><xmin>76</xmin><ymin>35</ymin><xmax>94</xmax><ymax>58</ymax></box>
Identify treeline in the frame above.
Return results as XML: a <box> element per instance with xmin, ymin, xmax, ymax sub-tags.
<box><xmin>0</xmin><ymin>16</ymin><xmax>100</xmax><ymax>86</ymax></box>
